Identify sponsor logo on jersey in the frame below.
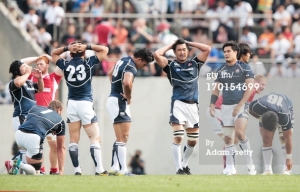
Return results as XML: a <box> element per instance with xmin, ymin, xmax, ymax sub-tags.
<box><xmin>27</xmin><ymin>87</ymin><xmax>35</xmax><ymax>91</ymax></box>
<box><xmin>176</xmin><ymin>68</ymin><xmax>193</xmax><ymax>72</ymax></box>
<box><xmin>120</xmin><ymin>112</ymin><xmax>125</xmax><ymax>116</ymax></box>
<box><xmin>43</xmin><ymin>88</ymin><xmax>51</xmax><ymax>92</ymax></box>
<box><xmin>174</xmin><ymin>63</ymin><xmax>180</xmax><ymax>67</ymax></box>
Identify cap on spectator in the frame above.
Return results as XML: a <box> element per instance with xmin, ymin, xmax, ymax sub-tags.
<box><xmin>157</xmin><ymin>22</ymin><xmax>170</xmax><ymax>32</ymax></box>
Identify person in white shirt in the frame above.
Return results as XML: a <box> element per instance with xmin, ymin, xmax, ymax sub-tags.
<box><xmin>292</xmin><ymin>18</ymin><xmax>300</xmax><ymax>36</ymax></box>
<box><xmin>216</xmin><ymin>0</ymin><xmax>233</xmax><ymax>28</ymax></box>
<box><xmin>45</xmin><ymin>0</ymin><xmax>65</xmax><ymax>40</ymax></box>
<box><xmin>274</xmin><ymin>5</ymin><xmax>292</xmax><ymax>28</ymax></box>
<box><xmin>36</xmin><ymin>26</ymin><xmax>52</xmax><ymax>52</ymax></box>
<box><xmin>206</xmin><ymin>4</ymin><xmax>220</xmax><ymax>32</ymax></box>
<box><xmin>271</xmin><ymin>32</ymin><xmax>291</xmax><ymax>62</ymax></box>
<box><xmin>233</xmin><ymin>0</ymin><xmax>254</xmax><ymax>28</ymax></box>
<box><xmin>286</xmin><ymin>62</ymin><xmax>300</xmax><ymax>78</ymax></box>
<box><xmin>239</xmin><ymin>26</ymin><xmax>257</xmax><ymax>49</ymax></box>
<box><xmin>23</xmin><ymin>8</ymin><xmax>39</xmax><ymax>27</ymax></box>
<box><xmin>248</xmin><ymin>54</ymin><xmax>267</xmax><ymax>75</ymax></box>
<box><xmin>268</xmin><ymin>62</ymin><xmax>288</xmax><ymax>78</ymax></box>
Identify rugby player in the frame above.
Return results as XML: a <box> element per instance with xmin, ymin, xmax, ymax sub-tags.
<box><xmin>154</xmin><ymin>39</ymin><xmax>211</xmax><ymax>174</ymax></box>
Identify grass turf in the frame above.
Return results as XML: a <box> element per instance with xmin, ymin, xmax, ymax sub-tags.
<box><xmin>0</xmin><ymin>175</ymin><xmax>299</xmax><ymax>192</ymax></box>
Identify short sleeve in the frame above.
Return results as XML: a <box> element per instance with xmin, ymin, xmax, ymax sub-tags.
<box><xmin>56</xmin><ymin>120</ymin><xmax>65</xmax><ymax>136</ymax></box>
<box><xmin>52</xmin><ymin>73</ymin><xmax>62</xmax><ymax>84</ymax></box>
<box><xmin>9</xmin><ymin>80</ymin><xmax>18</xmax><ymax>91</ymax></box>
<box><xmin>243</xmin><ymin>64</ymin><xmax>254</xmax><ymax>79</ymax></box>
<box><xmin>86</xmin><ymin>55</ymin><xmax>99</xmax><ymax>67</ymax></box>
<box><xmin>124</xmin><ymin>65</ymin><xmax>137</xmax><ymax>76</ymax></box>
<box><xmin>56</xmin><ymin>58</ymin><xmax>68</xmax><ymax>70</ymax></box>
<box><xmin>191</xmin><ymin>56</ymin><xmax>205</xmax><ymax>66</ymax></box>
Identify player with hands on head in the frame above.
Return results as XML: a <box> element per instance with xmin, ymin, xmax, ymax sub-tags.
<box><xmin>154</xmin><ymin>38</ymin><xmax>211</xmax><ymax>175</ymax></box>
<box><xmin>51</xmin><ymin>41</ymin><xmax>109</xmax><ymax>175</ymax></box>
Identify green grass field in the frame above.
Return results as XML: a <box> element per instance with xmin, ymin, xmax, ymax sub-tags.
<box><xmin>0</xmin><ymin>175</ymin><xmax>299</xmax><ymax>192</ymax></box>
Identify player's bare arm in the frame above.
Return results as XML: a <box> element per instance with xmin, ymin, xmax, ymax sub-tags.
<box><xmin>249</xmin><ymin>108</ymin><xmax>260</xmax><ymax>119</ymax></box>
<box><xmin>32</xmin><ymin>68</ymin><xmax>44</xmax><ymax>92</ymax></box>
<box><xmin>153</xmin><ymin>44</ymin><xmax>173</xmax><ymax>68</ymax></box>
<box><xmin>283</xmin><ymin>129</ymin><xmax>293</xmax><ymax>170</ymax></box>
<box><xmin>51</xmin><ymin>43</ymin><xmax>78</xmax><ymax>64</ymax></box>
<box><xmin>20</xmin><ymin>57</ymin><xmax>39</xmax><ymax>65</ymax></box>
<box><xmin>121</xmin><ymin>72</ymin><xmax>134</xmax><ymax>105</ymax></box>
<box><xmin>13</xmin><ymin>65</ymin><xmax>32</xmax><ymax>88</ymax></box>
<box><xmin>232</xmin><ymin>78</ymin><xmax>254</xmax><ymax>117</ymax></box>
<box><xmin>185</xmin><ymin>41</ymin><xmax>211</xmax><ymax>62</ymax></box>
<box><xmin>56</xmin><ymin>135</ymin><xmax>65</xmax><ymax>175</ymax></box>
<box><xmin>107</xmin><ymin>67</ymin><xmax>114</xmax><ymax>82</ymax></box>
<box><xmin>210</xmin><ymin>82</ymin><xmax>220</xmax><ymax>117</ymax></box>
<box><xmin>84</xmin><ymin>44</ymin><xmax>109</xmax><ymax>61</ymax></box>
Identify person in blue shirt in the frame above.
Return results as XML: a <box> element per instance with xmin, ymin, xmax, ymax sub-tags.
<box><xmin>51</xmin><ymin>41</ymin><xmax>109</xmax><ymax>175</ymax></box>
<box><xmin>106</xmin><ymin>48</ymin><xmax>154</xmax><ymax>176</ymax></box>
<box><xmin>8</xmin><ymin>100</ymin><xmax>65</xmax><ymax>175</ymax></box>
<box><xmin>154</xmin><ymin>38</ymin><xmax>211</xmax><ymax>175</ymax></box>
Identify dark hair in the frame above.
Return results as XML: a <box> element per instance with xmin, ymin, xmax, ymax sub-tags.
<box><xmin>172</xmin><ymin>38</ymin><xmax>190</xmax><ymax>51</ymax></box>
<box><xmin>133</xmin><ymin>48</ymin><xmax>154</xmax><ymax>63</ymax></box>
<box><xmin>70</xmin><ymin>41</ymin><xmax>85</xmax><ymax>57</ymax></box>
<box><xmin>261</xmin><ymin>111</ymin><xmax>278</xmax><ymax>131</ymax></box>
<box><xmin>237</xmin><ymin>43</ymin><xmax>251</xmax><ymax>60</ymax></box>
<box><xmin>9</xmin><ymin>60</ymin><xmax>23</xmax><ymax>79</ymax></box>
<box><xmin>222</xmin><ymin>41</ymin><xmax>239</xmax><ymax>52</ymax></box>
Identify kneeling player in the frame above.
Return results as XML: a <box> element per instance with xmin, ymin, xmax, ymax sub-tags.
<box><xmin>7</xmin><ymin>100</ymin><xmax>65</xmax><ymax>175</ymax></box>
<box><xmin>249</xmin><ymin>93</ymin><xmax>294</xmax><ymax>175</ymax></box>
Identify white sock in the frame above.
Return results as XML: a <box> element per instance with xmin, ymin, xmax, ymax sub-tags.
<box><xmin>172</xmin><ymin>143</ymin><xmax>182</xmax><ymax>171</ymax></box>
<box><xmin>116</xmin><ymin>142</ymin><xmax>127</xmax><ymax>174</ymax></box>
<box><xmin>281</xmin><ymin>145</ymin><xmax>287</xmax><ymax>170</ymax></box>
<box><xmin>262</xmin><ymin>147</ymin><xmax>273</xmax><ymax>171</ymax></box>
<box><xmin>181</xmin><ymin>144</ymin><xmax>194</xmax><ymax>168</ymax></box>
<box><xmin>225</xmin><ymin>145</ymin><xmax>235</xmax><ymax>170</ymax></box>
<box><xmin>239</xmin><ymin>138</ymin><xmax>254</xmax><ymax>166</ymax></box>
<box><xmin>111</xmin><ymin>142</ymin><xmax>120</xmax><ymax>171</ymax></box>
<box><xmin>19</xmin><ymin>162</ymin><xmax>36</xmax><ymax>175</ymax></box>
<box><xmin>90</xmin><ymin>144</ymin><xmax>105</xmax><ymax>173</ymax></box>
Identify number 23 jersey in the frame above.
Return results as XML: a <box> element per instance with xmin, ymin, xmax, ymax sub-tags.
<box><xmin>56</xmin><ymin>56</ymin><xmax>99</xmax><ymax>101</ymax></box>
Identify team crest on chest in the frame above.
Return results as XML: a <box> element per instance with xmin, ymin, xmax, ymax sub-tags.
<box><xmin>235</xmin><ymin>69</ymin><xmax>240</xmax><ymax>73</ymax></box>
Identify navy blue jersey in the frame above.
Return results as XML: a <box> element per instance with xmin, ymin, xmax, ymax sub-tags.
<box><xmin>163</xmin><ymin>57</ymin><xmax>204</xmax><ymax>102</ymax></box>
<box><xmin>249</xmin><ymin>93</ymin><xmax>294</xmax><ymax>130</ymax></box>
<box><xmin>9</xmin><ymin>80</ymin><xmax>38</xmax><ymax>117</ymax></box>
<box><xmin>19</xmin><ymin>106</ymin><xmax>65</xmax><ymax>139</ymax></box>
<box><xmin>109</xmin><ymin>56</ymin><xmax>137</xmax><ymax>99</ymax></box>
<box><xmin>215</xmin><ymin>60</ymin><xmax>254</xmax><ymax>105</ymax></box>
<box><xmin>56</xmin><ymin>56</ymin><xmax>99</xmax><ymax>101</ymax></box>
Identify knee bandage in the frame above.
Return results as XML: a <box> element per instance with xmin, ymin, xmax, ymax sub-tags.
<box><xmin>187</xmin><ymin>132</ymin><xmax>199</xmax><ymax>141</ymax></box>
<box><xmin>84</xmin><ymin>124</ymin><xmax>100</xmax><ymax>144</ymax></box>
<box><xmin>223</xmin><ymin>127</ymin><xmax>235</xmax><ymax>141</ymax></box>
<box><xmin>173</xmin><ymin>130</ymin><xmax>184</xmax><ymax>139</ymax></box>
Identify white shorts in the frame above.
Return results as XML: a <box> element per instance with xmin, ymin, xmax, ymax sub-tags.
<box><xmin>221</xmin><ymin>104</ymin><xmax>246</xmax><ymax>127</ymax></box>
<box><xmin>170</xmin><ymin>100</ymin><xmax>199</xmax><ymax>128</ymax></box>
<box><xmin>67</xmin><ymin>100</ymin><xmax>98</xmax><ymax>125</ymax></box>
<box><xmin>12</xmin><ymin>116</ymin><xmax>26</xmax><ymax>132</ymax></box>
<box><xmin>206</xmin><ymin>107</ymin><xmax>223</xmax><ymax>135</ymax></box>
<box><xmin>15</xmin><ymin>130</ymin><xmax>43</xmax><ymax>160</ymax></box>
<box><xmin>106</xmin><ymin>97</ymin><xmax>131</xmax><ymax>124</ymax></box>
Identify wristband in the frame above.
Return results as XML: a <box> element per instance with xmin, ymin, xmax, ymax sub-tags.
<box><xmin>63</xmin><ymin>46</ymin><xmax>69</xmax><ymax>52</ymax></box>
<box><xmin>210</xmin><ymin>94</ymin><xmax>218</xmax><ymax>105</ymax></box>
<box><xmin>286</xmin><ymin>154</ymin><xmax>292</xmax><ymax>159</ymax></box>
<box><xmin>86</xmin><ymin>45</ymin><xmax>92</xmax><ymax>50</ymax></box>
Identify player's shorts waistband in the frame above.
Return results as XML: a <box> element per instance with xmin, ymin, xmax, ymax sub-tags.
<box><xmin>179</xmin><ymin>100</ymin><xmax>198</xmax><ymax>104</ymax></box>
<box><xmin>19</xmin><ymin>129</ymin><xmax>35</xmax><ymax>134</ymax></box>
